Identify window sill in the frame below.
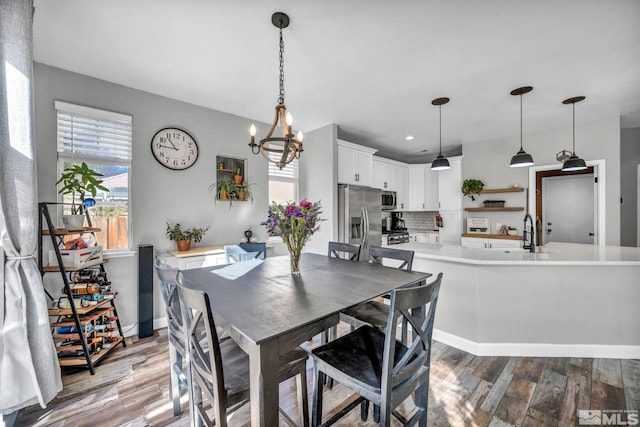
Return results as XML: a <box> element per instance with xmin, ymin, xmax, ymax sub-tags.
<box><xmin>104</xmin><ymin>250</ymin><xmax>137</xmax><ymax>259</ymax></box>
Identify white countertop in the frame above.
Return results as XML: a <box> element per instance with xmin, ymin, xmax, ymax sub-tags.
<box><xmin>393</xmin><ymin>241</ymin><xmax>640</xmax><ymax>266</ymax></box>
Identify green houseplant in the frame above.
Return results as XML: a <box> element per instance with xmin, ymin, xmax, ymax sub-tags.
<box><xmin>236</xmin><ymin>182</ymin><xmax>254</xmax><ymax>202</ymax></box>
<box><xmin>56</xmin><ymin>162</ymin><xmax>109</xmax><ymax>228</ymax></box>
<box><xmin>233</xmin><ymin>167</ymin><xmax>243</xmax><ymax>185</ymax></box>
<box><xmin>461</xmin><ymin>179</ymin><xmax>484</xmax><ymax>201</ymax></box>
<box><xmin>166</xmin><ymin>222</ymin><xmax>209</xmax><ymax>251</ymax></box>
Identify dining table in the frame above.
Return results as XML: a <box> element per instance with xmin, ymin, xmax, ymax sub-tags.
<box><xmin>178</xmin><ymin>252</ymin><xmax>432</xmax><ymax>426</ymax></box>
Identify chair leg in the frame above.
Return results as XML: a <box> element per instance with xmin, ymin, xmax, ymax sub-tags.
<box><xmin>168</xmin><ymin>343</ymin><xmax>181</xmax><ymax>416</ymax></box>
<box><xmin>311</xmin><ymin>367</ymin><xmax>324</xmax><ymax>427</ymax></box>
<box><xmin>416</xmin><ymin>376</ymin><xmax>430</xmax><ymax>427</ymax></box>
<box><xmin>373</xmin><ymin>404</ymin><xmax>380</xmax><ymax>423</ymax></box>
<box><xmin>360</xmin><ymin>399</ymin><xmax>369</xmax><ymax>421</ymax></box>
<box><xmin>296</xmin><ymin>367</ymin><xmax>310</xmax><ymax>427</ymax></box>
<box><xmin>322</xmin><ymin>327</ymin><xmax>336</xmax><ymax>389</ymax></box>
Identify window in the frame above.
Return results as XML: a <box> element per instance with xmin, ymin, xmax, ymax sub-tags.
<box><xmin>267</xmin><ymin>152</ymin><xmax>298</xmax><ymax>204</ymax></box>
<box><xmin>55</xmin><ymin>101</ymin><xmax>132</xmax><ymax>252</ymax></box>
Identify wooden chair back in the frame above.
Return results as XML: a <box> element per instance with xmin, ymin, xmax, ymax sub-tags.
<box><xmin>177</xmin><ymin>285</ymin><xmax>230</xmax><ymax>426</ymax></box>
<box><xmin>368</xmin><ymin>246</ymin><xmax>414</xmax><ymax>271</ymax></box>
<box><xmin>327</xmin><ymin>241</ymin><xmax>361</xmax><ymax>261</ymax></box>
<box><xmin>382</xmin><ymin>273</ymin><xmax>442</xmax><ymax>400</ymax></box>
<box><xmin>154</xmin><ymin>259</ymin><xmax>184</xmax><ymax>353</ymax></box>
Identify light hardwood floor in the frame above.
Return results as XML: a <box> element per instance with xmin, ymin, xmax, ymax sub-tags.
<box><xmin>16</xmin><ymin>327</ymin><xmax>640</xmax><ymax>426</ymax></box>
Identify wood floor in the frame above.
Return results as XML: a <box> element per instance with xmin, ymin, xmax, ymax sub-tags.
<box><xmin>16</xmin><ymin>327</ymin><xmax>640</xmax><ymax>427</ymax></box>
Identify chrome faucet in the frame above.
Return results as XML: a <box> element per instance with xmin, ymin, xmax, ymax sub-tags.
<box><xmin>523</xmin><ymin>213</ymin><xmax>535</xmax><ymax>253</ymax></box>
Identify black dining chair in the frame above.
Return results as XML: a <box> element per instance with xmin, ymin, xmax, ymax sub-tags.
<box><xmin>177</xmin><ymin>282</ymin><xmax>310</xmax><ymax>427</ymax></box>
<box><xmin>327</xmin><ymin>241</ymin><xmax>361</xmax><ymax>261</ymax></box>
<box><xmin>341</xmin><ymin>246</ymin><xmax>415</xmax><ymax>343</ymax></box>
<box><xmin>153</xmin><ymin>259</ymin><xmax>189</xmax><ymax>416</ymax></box>
<box><xmin>310</xmin><ymin>273</ymin><xmax>443</xmax><ymax>427</ymax></box>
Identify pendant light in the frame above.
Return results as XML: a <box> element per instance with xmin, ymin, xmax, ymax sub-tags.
<box><xmin>561</xmin><ymin>96</ymin><xmax>588</xmax><ymax>171</ymax></box>
<box><xmin>509</xmin><ymin>86</ymin><xmax>534</xmax><ymax>168</ymax></box>
<box><xmin>248</xmin><ymin>12</ymin><xmax>303</xmax><ymax>169</ymax></box>
<box><xmin>431</xmin><ymin>97</ymin><xmax>450</xmax><ymax>171</ymax></box>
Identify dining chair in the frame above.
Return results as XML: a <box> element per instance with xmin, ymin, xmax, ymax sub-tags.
<box><xmin>153</xmin><ymin>259</ymin><xmax>189</xmax><ymax>416</ymax></box>
<box><xmin>310</xmin><ymin>273</ymin><xmax>443</xmax><ymax>427</ymax></box>
<box><xmin>239</xmin><ymin>242</ymin><xmax>267</xmax><ymax>259</ymax></box>
<box><xmin>177</xmin><ymin>282</ymin><xmax>310</xmax><ymax>427</ymax></box>
<box><xmin>224</xmin><ymin>243</ymin><xmax>265</xmax><ymax>263</ymax></box>
<box><xmin>327</xmin><ymin>241</ymin><xmax>361</xmax><ymax>261</ymax></box>
<box><xmin>341</xmin><ymin>246</ymin><xmax>415</xmax><ymax>343</ymax></box>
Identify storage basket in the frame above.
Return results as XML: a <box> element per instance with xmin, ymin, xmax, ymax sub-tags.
<box><xmin>483</xmin><ymin>200</ymin><xmax>506</xmax><ymax>208</ymax></box>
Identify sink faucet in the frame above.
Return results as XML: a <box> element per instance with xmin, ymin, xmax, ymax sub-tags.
<box><xmin>523</xmin><ymin>213</ymin><xmax>535</xmax><ymax>253</ymax></box>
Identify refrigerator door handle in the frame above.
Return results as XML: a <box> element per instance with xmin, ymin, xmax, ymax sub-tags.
<box><xmin>361</xmin><ymin>205</ymin><xmax>368</xmax><ymax>260</ymax></box>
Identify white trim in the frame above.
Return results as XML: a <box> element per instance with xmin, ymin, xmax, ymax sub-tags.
<box><xmin>528</xmin><ymin>159</ymin><xmax>606</xmax><ymax>245</ymax></box>
<box><xmin>433</xmin><ymin>329</ymin><xmax>640</xmax><ymax>359</ymax></box>
<box><xmin>336</xmin><ymin>139</ymin><xmax>379</xmax><ymax>154</ymax></box>
<box><xmin>54</xmin><ymin>100</ymin><xmax>132</xmax><ymax>123</ymax></box>
<box><xmin>120</xmin><ymin>317</ymin><xmax>168</xmax><ymax>338</ymax></box>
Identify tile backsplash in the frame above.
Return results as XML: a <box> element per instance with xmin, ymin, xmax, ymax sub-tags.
<box><xmin>400</xmin><ymin>211</ymin><xmax>439</xmax><ymax>232</ymax></box>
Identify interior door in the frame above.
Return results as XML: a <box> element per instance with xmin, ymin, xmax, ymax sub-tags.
<box><xmin>542</xmin><ymin>174</ymin><xmax>595</xmax><ymax>244</ymax></box>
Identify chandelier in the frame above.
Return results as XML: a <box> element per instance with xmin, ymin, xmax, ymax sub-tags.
<box><xmin>249</xmin><ymin>12</ymin><xmax>303</xmax><ymax>170</ymax></box>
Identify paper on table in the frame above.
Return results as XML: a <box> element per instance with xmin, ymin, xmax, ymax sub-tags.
<box><xmin>211</xmin><ymin>258</ymin><xmax>264</xmax><ymax>280</ymax></box>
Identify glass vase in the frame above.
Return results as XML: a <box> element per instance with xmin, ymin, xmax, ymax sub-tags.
<box><xmin>289</xmin><ymin>247</ymin><xmax>301</xmax><ymax>274</ymax></box>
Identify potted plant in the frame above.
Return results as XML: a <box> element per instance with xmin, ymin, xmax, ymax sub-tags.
<box><xmin>461</xmin><ymin>179</ymin><xmax>484</xmax><ymax>201</ymax></box>
<box><xmin>212</xmin><ymin>181</ymin><xmax>235</xmax><ymax>200</ymax></box>
<box><xmin>233</xmin><ymin>167</ymin><xmax>243</xmax><ymax>185</ymax></box>
<box><xmin>166</xmin><ymin>222</ymin><xmax>209</xmax><ymax>251</ymax></box>
<box><xmin>236</xmin><ymin>182</ymin><xmax>254</xmax><ymax>202</ymax></box>
<box><xmin>56</xmin><ymin>162</ymin><xmax>109</xmax><ymax>228</ymax></box>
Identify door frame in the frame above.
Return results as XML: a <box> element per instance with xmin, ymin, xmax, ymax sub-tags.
<box><xmin>528</xmin><ymin>159</ymin><xmax>606</xmax><ymax>246</ymax></box>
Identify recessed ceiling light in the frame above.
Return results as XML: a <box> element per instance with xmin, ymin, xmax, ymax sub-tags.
<box><xmin>405</xmin><ymin>135</ymin><xmax>414</xmax><ymax>141</ymax></box>
<box><xmin>420</xmin><ymin>149</ymin><xmax>429</xmax><ymax>153</ymax></box>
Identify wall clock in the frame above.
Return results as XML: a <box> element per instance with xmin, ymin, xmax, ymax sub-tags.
<box><xmin>150</xmin><ymin>127</ymin><xmax>199</xmax><ymax>170</ymax></box>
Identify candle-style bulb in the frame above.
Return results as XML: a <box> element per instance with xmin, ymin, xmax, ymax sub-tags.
<box><xmin>249</xmin><ymin>123</ymin><xmax>256</xmax><ymax>137</ymax></box>
<box><xmin>297</xmin><ymin>130</ymin><xmax>303</xmax><ymax>142</ymax></box>
<box><xmin>286</xmin><ymin>112</ymin><xmax>293</xmax><ymax>126</ymax></box>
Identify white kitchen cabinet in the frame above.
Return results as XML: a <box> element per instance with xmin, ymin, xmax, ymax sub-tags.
<box><xmin>157</xmin><ymin>246</ymin><xmax>227</xmax><ymax>269</ymax></box>
<box><xmin>437</xmin><ymin>156</ymin><xmax>462</xmax><ymax>211</ymax></box>
<box><xmin>439</xmin><ymin>210</ymin><xmax>462</xmax><ymax>245</ymax></box>
<box><xmin>424</xmin><ymin>165</ymin><xmax>439</xmax><ymax>211</ymax></box>
<box><xmin>427</xmin><ymin>233</ymin><xmax>440</xmax><ymax>244</ymax></box>
<box><xmin>407</xmin><ymin>165</ymin><xmax>426</xmax><ymax>211</ymax></box>
<box><xmin>373</xmin><ymin>158</ymin><xmax>392</xmax><ymax>190</ymax></box>
<box><xmin>395</xmin><ymin>165</ymin><xmax>408</xmax><ymax>210</ymax></box>
<box><xmin>337</xmin><ymin>140</ymin><xmax>377</xmax><ymax>186</ymax></box>
<box><xmin>461</xmin><ymin>237</ymin><xmax>522</xmax><ymax>249</ymax></box>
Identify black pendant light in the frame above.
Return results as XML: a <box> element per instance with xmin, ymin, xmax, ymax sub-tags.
<box><xmin>431</xmin><ymin>97</ymin><xmax>450</xmax><ymax>171</ymax></box>
<box><xmin>562</xmin><ymin>96</ymin><xmax>588</xmax><ymax>171</ymax></box>
<box><xmin>509</xmin><ymin>86</ymin><xmax>534</xmax><ymax>168</ymax></box>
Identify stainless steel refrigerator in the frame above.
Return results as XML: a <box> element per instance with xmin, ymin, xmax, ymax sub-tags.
<box><xmin>338</xmin><ymin>184</ymin><xmax>382</xmax><ymax>261</ymax></box>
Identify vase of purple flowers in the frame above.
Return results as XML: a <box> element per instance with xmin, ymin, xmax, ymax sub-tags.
<box><xmin>263</xmin><ymin>200</ymin><xmax>323</xmax><ymax>274</ymax></box>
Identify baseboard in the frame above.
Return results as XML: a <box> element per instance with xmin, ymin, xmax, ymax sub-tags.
<box><xmin>121</xmin><ymin>317</ymin><xmax>168</xmax><ymax>338</ymax></box>
<box><xmin>433</xmin><ymin>329</ymin><xmax>640</xmax><ymax>359</ymax></box>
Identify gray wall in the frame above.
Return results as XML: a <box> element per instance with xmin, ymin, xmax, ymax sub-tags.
<box><xmin>621</xmin><ymin>128</ymin><xmax>640</xmax><ymax>247</ymax></box>
<box><xmin>462</xmin><ymin>117</ymin><xmax>622</xmax><ymax>245</ymax></box>
<box><xmin>34</xmin><ymin>63</ymin><xmax>336</xmax><ymax>331</ymax></box>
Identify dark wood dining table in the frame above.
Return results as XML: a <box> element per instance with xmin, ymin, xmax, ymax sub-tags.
<box><xmin>178</xmin><ymin>252</ymin><xmax>432</xmax><ymax>426</ymax></box>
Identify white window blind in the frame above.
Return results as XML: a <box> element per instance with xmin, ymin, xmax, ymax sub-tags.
<box><xmin>267</xmin><ymin>151</ymin><xmax>298</xmax><ymax>181</ymax></box>
<box><xmin>55</xmin><ymin>101</ymin><xmax>132</xmax><ymax>165</ymax></box>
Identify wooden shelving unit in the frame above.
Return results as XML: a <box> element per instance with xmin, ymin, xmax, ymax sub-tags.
<box><xmin>479</xmin><ymin>187</ymin><xmax>524</xmax><ymax>194</ymax></box>
<box><xmin>465</xmin><ymin>207</ymin><xmax>524</xmax><ymax>212</ymax></box>
<box><xmin>38</xmin><ymin>202</ymin><xmax>126</xmax><ymax>375</ymax></box>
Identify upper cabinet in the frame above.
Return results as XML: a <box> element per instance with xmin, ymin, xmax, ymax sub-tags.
<box><xmin>373</xmin><ymin>157</ymin><xmax>408</xmax><ymax>192</ymax></box>
<box><xmin>406</xmin><ymin>164</ymin><xmax>439</xmax><ymax>211</ymax></box>
<box><xmin>437</xmin><ymin>156</ymin><xmax>462</xmax><ymax>211</ymax></box>
<box><xmin>337</xmin><ymin>140</ymin><xmax>377</xmax><ymax>187</ymax></box>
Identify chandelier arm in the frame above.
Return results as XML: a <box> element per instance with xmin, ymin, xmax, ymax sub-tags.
<box><xmin>264</xmin><ymin>106</ymin><xmax>282</xmax><ymax>140</ymax></box>
<box><xmin>279</xmin><ymin>106</ymin><xmax>292</xmax><ymax>137</ymax></box>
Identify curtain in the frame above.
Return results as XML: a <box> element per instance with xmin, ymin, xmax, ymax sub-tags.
<box><xmin>0</xmin><ymin>0</ymin><xmax>62</xmax><ymax>414</ymax></box>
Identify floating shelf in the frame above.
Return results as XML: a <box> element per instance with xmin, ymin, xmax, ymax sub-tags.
<box><xmin>465</xmin><ymin>207</ymin><xmax>524</xmax><ymax>212</ymax></box>
<box><xmin>42</xmin><ymin>227</ymin><xmax>101</xmax><ymax>236</ymax></box>
<box><xmin>479</xmin><ymin>187</ymin><xmax>525</xmax><ymax>194</ymax></box>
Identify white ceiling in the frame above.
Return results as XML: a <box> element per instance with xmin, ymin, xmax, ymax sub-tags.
<box><xmin>32</xmin><ymin>0</ymin><xmax>640</xmax><ymax>163</ymax></box>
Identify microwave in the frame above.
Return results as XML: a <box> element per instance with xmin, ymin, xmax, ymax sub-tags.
<box><xmin>381</xmin><ymin>191</ymin><xmax>396</xmax><ymax>210</ymax></box>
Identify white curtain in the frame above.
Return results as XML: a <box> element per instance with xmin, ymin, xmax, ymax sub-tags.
<box><xmin>0</xmin><ymin>0</ymin><xmax>62</xmax><ymax>414</ymax></box>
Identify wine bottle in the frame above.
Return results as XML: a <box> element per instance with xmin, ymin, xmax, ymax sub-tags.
<box><xmin>67</xmin><ymin>283</ymin><xmax>100</xmax><ymax>295</ymax></box>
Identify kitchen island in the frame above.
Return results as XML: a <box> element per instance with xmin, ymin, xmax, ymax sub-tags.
<box><xmin>393</xmin><ymin>241</ymin><xmax>640</xmax><ymax>358</ymax></box>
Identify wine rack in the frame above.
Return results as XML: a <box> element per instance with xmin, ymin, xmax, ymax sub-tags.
<box><xmin>38</xmin><ymin>202</ymin><xmax>126</xmax><ymax>375</ymax></box>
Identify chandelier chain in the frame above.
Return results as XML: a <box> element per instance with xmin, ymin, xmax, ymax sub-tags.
<box><xmin>278</xmin><ymin>27</ymin><xmax>285</xmax><ymax>105</ymax></box>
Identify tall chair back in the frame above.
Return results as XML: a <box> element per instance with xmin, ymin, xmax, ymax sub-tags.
<box><xmin>327</xmin><ymin>241</ymin><xmax>361</xmax><ymax>261</ymax></box>
<box><xmin>369</xmin><ymin>246</ymin><xmax>414</xmax><ymax>271</ymax></box>
<box><xmin>224</xmin><ymin>244</ymin><xmax>265</xmax><ymax>263</ymax></box>
<box><xmin>177</xmin><ymin>285</ymin><xmax>249</xmax><ymax>427</ymax></box>
<box><xmin>239</xmin><ymin>242</ymin><xmax>267</xmax><ymax>259</ymax></box>
<box><xmin>153</xmin><ymin>259</ymin><xmax>186</xmax><ymax>416</ymax></box>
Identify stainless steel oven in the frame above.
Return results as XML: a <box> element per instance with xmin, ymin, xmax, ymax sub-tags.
<box><xmin>386</xmin><ymin>231</ymin><xmax>410</xmax><ymax>245</ymax></box>
<box><xmin>381</xmin><ymin>191</ymin><xmax>396</xmax><ymax>210</ymax></box>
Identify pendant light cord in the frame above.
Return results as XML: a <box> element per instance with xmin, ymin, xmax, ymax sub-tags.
<box><xmin>572</xmin><ymin>103</ymin><xmax>576</xmax><ymax>153</ymax></box>
<box><xmin>439</xmin><ymin>104</ymin><xmax>443</xmax><ymax>155</ymax></box>
<box><xmin>278</xmin><ymin>27</ymin><xmax>285</xmax><ymax>105</ymax></box>
<box><xmin>520</xmin><ymin>94</ymin><xmax>523</xmax><ymax>150</ymax></box>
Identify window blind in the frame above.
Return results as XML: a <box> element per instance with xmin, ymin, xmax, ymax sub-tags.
<box><xmin>55</xmin><ymin>101</ymin><xmax>132</xmax><ymax>165</ymax></box>
<box><xmin>267</xmin><ymin>151</ymin><xmax>298</xmax><ymax>181</ymax></box>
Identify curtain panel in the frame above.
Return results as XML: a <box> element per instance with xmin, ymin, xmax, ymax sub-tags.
<box><xmin>0</xmin><ymin>0</ymin><xmax>62</xmax><ymax>414</ymax></box>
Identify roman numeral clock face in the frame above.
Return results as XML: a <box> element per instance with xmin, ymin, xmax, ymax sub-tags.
<box><xmin>151</xmin><ymin>128</ymin><xmax>199</xmax><ymax>170</ymax></box>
